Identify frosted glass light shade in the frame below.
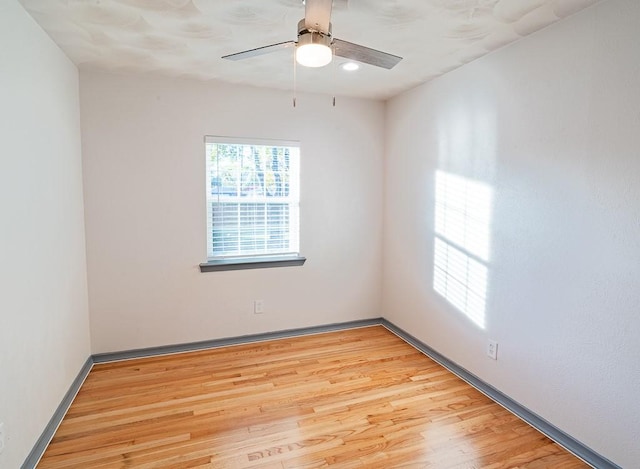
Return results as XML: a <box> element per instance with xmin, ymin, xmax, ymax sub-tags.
<box><xmin>296</xmin><ymin>43</ymin><xmax>332</xmax><ymax>68</ymax></box>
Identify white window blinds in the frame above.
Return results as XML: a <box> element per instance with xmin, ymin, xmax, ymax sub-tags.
<box><xmin>205</xmin><ymin>137</ymin><xmax>300</xmax><ymax>259</ymax></box>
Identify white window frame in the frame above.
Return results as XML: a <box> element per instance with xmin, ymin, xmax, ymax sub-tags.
<box><xmin>203</xmin><ymin>136</ymin><xmax>301</xmax><ymax>265</ymax></box>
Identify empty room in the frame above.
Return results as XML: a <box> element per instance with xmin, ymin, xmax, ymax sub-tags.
<box><xmin>1</xmin><ymin>0</ymin><xmax>639</xmax><ymax>467</ymax></box>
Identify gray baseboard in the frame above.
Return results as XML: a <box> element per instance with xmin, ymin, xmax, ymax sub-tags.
<box><xmin>24</xmin><ymin>318</ymin><xmax>619</xmax><ymax>469</ymax></box>
<box><xmin>92</xmin><ymin>318</ymin><xmax>383</xmax><ymax>363</ymax></box>
<box><xmin>21</xmin><ymin>357</ymin><xmax>93</xmax><ymax>469</ymax></box>
<box><xmin>380</xmin><ymin>319</ymin><xmax>620</xmax><ymax>469</ymax></box>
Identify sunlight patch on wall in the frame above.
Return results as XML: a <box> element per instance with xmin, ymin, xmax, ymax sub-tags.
<box><xmin>433</xmin><ymin>170</ymin><xmax>492</xmax><ymax>329</ymax></box>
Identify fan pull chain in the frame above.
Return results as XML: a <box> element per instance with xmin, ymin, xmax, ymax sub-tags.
<box><xmin>332</xmin><ymin>44</ymin><xmax>336</xmax><ymax>107</ymax></box>
<box><xmin>293</xmin><ymin>47</ymin><xmax>297</xmax><ymax>108</ymax></box>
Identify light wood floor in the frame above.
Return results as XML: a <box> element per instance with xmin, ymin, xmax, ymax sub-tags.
<box><xmin>38</xmin><ymin>326</ymin><xmax>588</xmax><ymax>468</ymax></box>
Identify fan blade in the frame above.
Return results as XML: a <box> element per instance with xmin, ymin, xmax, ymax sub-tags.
<box><xmin>304</xmin><ymin>0</ymin><xmax>332</xmax><ymax>34</ymax></box>
<box><xmin>333</xmin><ymin>38</ymin><xmax>402</xmax><ymax>69</ymax></box>
<box><xmin>222</xmin><ymin>41</ymin><xmax>295</xmax><ymax>61</ymax></box>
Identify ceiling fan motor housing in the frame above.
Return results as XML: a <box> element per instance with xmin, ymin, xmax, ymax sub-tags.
<box><xmin>297</xmin><ymin>18</ymin><xmax>332</xmax><ymax>46</ymax></box>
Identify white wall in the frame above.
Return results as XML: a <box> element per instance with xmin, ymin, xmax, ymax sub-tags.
<box><xmin>383</xmin><ymin>0</ymin><xmax>640</xmax><ymax>466</ymax></box>
<box><xmin>0</xmin><ymin>1</ymin><xmax>91</xmax><ymax>467</ymax></box>
<box><xmin>80</xmin><ymin>71</ymin><xmax>384</xmax><ymax>353</ymax></box>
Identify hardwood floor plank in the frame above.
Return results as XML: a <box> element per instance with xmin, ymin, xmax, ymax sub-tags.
<box><xmin>38</xmin><ymin>326</ymin><xmax>588</xmax><ymax>468</ymax></box>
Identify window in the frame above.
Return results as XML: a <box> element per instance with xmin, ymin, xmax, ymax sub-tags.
<box><xmin>201</xmin><ymin>136</ymin><xmax>304</xmax><ymax>271</ymax></box>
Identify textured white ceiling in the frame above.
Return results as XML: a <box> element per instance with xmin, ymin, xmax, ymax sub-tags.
<box><xmin>19</xmin><ymin>0</ymin><xmax>600</xmax><ymax>100</ymax></box>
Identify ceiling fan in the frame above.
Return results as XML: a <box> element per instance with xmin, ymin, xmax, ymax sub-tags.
<box><xmin>222</xmin><ymin>0</ymin><xmax>402</xmax><ymax>70</ymax></box>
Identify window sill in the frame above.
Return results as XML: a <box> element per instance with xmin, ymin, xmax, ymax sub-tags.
<box><xmin>199</xmin><ymin>255</ymin><xmax>306</xmax><ymax>272</ymax></box>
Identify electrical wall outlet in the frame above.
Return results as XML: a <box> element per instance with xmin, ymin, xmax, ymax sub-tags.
<box><xmin>487</xmin><ymin>340</ymin><xmax>498</xmax><ymax>360</ymax></box>
<box><xmin>254</xmin><ymin>300</ymin><xmax>264</xmax><ymax>314</ymax></box>
<box><xmin>0</xmin><ymin>422</ymin><xmax>5</xmax><ymax>454</ymax></box>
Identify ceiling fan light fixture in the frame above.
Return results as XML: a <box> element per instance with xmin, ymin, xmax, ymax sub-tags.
<box><xmin>296</xmin><ymin>31</ymin><xmax>332</xmax><ymax>68</ymax></box>
<box><xmin>296</xmin><ymin>44</ymin><xmax>332</xmax><ymax>67</ymax></box>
